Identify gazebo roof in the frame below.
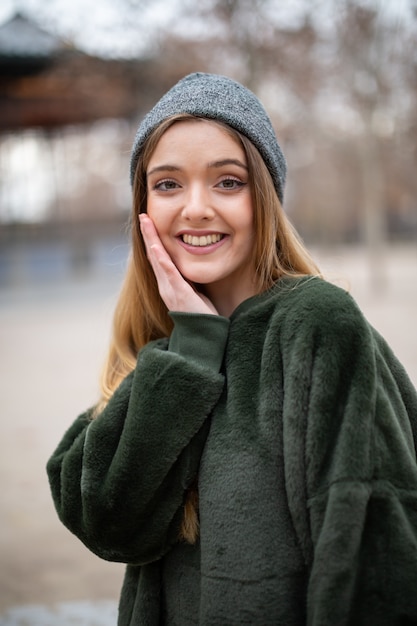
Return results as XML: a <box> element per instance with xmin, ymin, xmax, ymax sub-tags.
<box><xmin>0</xmin><ymin>13</ymin><xmax>70</xmax><ymax>75</ymax></box>
<box><xmin>0</xmin><ymin>13</ymin><xmax>146</xmax><ymax>130</ymax></box>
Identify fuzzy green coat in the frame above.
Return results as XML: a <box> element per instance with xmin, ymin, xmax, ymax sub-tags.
<box><xmin>47</xmin><ymin>277</ymin><xmax>417</xmax><ymax>625</ymax></box>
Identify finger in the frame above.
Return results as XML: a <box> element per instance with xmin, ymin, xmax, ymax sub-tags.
<box><xmin>139</xmin><ymin>213</ymin><xmax>162</xmax><ymax>257</ymax></box>
<box><xmin>148</xmin><ymin>242</ymin><xmax>179</xmax><ymax>285</ymax></box>
<box><xmin>139</xmin><ymin>214</ymin><xmax>185</xmax><ymax>300</ymax></box>
<box><xmin>139</xmin><ymin>214</ymin><xmax>177</xmax><ymax>277</ymax></box>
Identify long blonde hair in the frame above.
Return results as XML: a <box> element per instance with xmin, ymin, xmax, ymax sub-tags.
<box><xmin>96</xmin><ymin>113</ymin><xmax>321</xmax><ymax>541</ymax></box>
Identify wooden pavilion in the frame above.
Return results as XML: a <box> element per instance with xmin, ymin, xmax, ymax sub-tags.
<box><xmin>0</xmin><ymin>12</ymin><xmax>159</xmax><ymax>131</ymax></box>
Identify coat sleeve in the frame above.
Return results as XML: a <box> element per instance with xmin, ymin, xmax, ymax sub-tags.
<box><xmin>47</xmin><ymin>313</ymin><xmax>229</xmax><ymax>565</ymax></box>
<box><xmin>282</xmin><ymin>284</ymin><xmax>417</xmax><ymax>626</ymax></box>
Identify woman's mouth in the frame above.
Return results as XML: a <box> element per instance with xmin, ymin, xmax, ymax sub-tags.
<box><xmin>181</xmin><ymin>233</ymin><xmax>224</xmax><ymax>247</ymax></box>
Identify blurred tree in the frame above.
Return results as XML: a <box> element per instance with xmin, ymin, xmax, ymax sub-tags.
<box><xmin>164</xmin><ymin>0</ymin><xmax>320</xmax><ymax>95</ymax></box>
<box><xmin>328</xmin><ymin>0</ymin><xmax>417</xmax><ymax>285</ymax></box>
<box><xmin>332</xmin><ymin>3</ymin><xmax>389</xmax><ymax>287</ymax></box>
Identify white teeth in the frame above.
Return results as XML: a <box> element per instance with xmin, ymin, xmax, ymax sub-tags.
<box><xmin>182</xmin><ymin>234</ymin><xmax>222</xmax><ymax>246</ymax></box>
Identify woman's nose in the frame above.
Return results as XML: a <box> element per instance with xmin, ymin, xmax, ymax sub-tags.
<box><xmin>181</xmin><ymin>185</ymin><xmax>215</xmax><ymax>221</ymax></box>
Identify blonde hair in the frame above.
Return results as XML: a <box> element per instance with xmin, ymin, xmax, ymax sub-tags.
<box><xmin>96</xmin><ymin>113</ymin><xmax>321</xmax><ymax>541</ymax></box>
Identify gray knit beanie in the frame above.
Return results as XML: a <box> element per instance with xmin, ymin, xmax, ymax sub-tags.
<box><xmin>130</xmin><ymin>72</ymin><xmax>287</xmax><ymax>203</ymax></box>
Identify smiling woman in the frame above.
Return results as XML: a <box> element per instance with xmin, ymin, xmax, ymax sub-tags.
<box><xmin>145</xmin><ymin>119</ymin><xmax>256</xmax><ymax>314</ymax></box>
<box><xmin>47</xmin><ymin>73</ymin><xmax>417</xmax><ymax>626</ymax></box>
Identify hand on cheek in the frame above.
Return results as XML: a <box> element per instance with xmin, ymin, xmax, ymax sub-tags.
<box><xmin>139</xmin><ymin>214</ymin><xmax>218</xmax><ymax>315</ymax></box>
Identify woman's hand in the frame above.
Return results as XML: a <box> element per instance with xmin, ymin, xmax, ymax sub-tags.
<box><xmin>139</xmin><ymin>214</ymin><xmax>218</xmax><ymax>315</ymax></box>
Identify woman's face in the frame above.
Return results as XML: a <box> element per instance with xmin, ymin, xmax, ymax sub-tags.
<box><xmin>146</xmin><ymin>119</ymin><xmax>256</xmax><ymax>301</ymax></box>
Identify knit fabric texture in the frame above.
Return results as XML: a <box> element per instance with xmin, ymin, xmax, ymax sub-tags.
<box><xmin>130</xmin><ymin>72</ymin><xmax>287</xmax><ymax>203</ymax></box>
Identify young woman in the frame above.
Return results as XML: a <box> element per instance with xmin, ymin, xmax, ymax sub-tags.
<box><xmin>47</xmin><ymin>73</ymin><xmax>417</xmax><ymax>626</ymax></box>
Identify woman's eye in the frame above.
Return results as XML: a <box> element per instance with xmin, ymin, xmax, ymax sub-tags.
<box><xmin>154</xmin><ymin>179</ymin><xmax>179</xmax><ymax>191</ymax></box>
<box><xmin>218</xmin><ymin>178</ymin><xmax>245</xmax><ymax>190</ymax></box>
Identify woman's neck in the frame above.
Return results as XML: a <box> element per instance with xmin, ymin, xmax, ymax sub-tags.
<box><xmin>201</xmin><ymin>276</ymin><xmax>259</xmax><ymax>318</ymax></box>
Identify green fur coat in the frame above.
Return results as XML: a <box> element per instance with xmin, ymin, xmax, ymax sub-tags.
<box><xmin>47</xmin><ymin>277</ymin><xmax>417</xmax><ymax>625</ymax></box>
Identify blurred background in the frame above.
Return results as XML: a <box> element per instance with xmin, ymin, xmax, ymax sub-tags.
<box><xmin>0</xmin><ymin>0</ymin><xmax>416</xmax><ymax>623</ymax></box>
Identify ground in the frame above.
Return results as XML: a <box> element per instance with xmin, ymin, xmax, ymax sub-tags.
<box><xmin>0</xmin><ymin>244</ymin><xmax>416</xmax><ymax>625</ymax></box>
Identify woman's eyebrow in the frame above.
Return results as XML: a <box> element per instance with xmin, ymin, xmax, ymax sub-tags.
<box><xmin>147</xmin><ymin>159</ymin><xmax>248</xmax><ymax>177</ymax></box>
<box><xmin>147</xmin><ymin>164</ymin><xmax>180</xmax><ymax>177</ymax></box>
<box><xmin>208</xmin><ymin>158</ymin><xmax>248</xmax><ymax>170</ymax></box>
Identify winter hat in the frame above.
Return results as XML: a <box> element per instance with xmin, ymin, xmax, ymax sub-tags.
<box><xmin>130</xmin><ymin>72</ymin><xmax>287</xmax><ymax>203</ymax></box>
